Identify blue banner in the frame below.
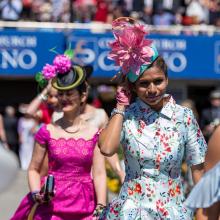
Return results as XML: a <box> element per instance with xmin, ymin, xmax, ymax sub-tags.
<box><xmin>69</xmin><ymin>31</ymin><xmax>220</xmax><ymax>79</ymax></box>
<box><xmin>1</xmin><ymin>29</ymin><xmax>220</xmax><ymax>80</ymax></box>
<box><xmin>0</xmin><ymin>30</ymin><xmax>65</xmax><ymax>76</ymax></box>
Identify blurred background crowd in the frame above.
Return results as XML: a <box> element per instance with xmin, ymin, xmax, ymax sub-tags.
<box><xmin>1</xmin><ymin>0</ymin><xmax>220</xmax><ymax>26</ymax></box>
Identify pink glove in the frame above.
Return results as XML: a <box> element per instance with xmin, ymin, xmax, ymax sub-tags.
<box><xmin>116</xmin><ymin>86</ymin><xmax>131</xmax><ymax>106</ymax></box>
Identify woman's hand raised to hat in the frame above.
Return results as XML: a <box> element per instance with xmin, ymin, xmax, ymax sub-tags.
<box><xmin>116</xmin><ymin>76</ymin><xmax>131</xmax><ymax>107</ymax></box>
<box><xmin>39</xmin><ymin>80</ymin><xmax>52</xmax><ymax>101</ymax></box>
<box><xmin>46</xmin><ymin>79</ymin><xmax>52</xmax><ymax>91</ymax></box>
<box><xmin>116</xmin><ymin>86</ymin><xmax>131</xmax><ymax>106</ymax></box>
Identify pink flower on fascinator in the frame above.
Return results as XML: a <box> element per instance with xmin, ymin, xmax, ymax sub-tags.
<box><xmin>42</xmin><ymin>64</ymin><xmax>57</xmax><ymax>80</ymax></box>
<box><xmin>108</xmin><ymin>21</ymin><xmax>154</xmax><ymax>76</ymax></box>
<box><xmin>53</xmin><ymin>55</ymin><xmax>72</xmax><ymax>74</ymax></box>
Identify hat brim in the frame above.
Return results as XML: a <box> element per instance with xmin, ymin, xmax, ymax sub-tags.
<box><xmin>52</xmin><ymin>65</ymin><xmax>86</xmax><ymax>91</ymax></box>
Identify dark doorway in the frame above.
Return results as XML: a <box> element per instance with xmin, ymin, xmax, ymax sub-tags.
<box><xmin>187</xmin><ymin>85</ymin><xmax>216</xmax><ymax>117</ymax></box>
<box><xmin>0</xmin><ymin>78</ymin><xmax>37</xmax><ymax>112</ymax></box>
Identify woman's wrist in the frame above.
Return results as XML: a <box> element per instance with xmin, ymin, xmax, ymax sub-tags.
<box><xmin>110</xmin><ymin>104</ymin><xmax>126</xmax><ymax>119</ymax></box>
<box><xmin>38</xmin><ymin>93</ymin><xmax>48</xmax><ymax>101</ymax></box>
<box><xmin>116</xmin><ymin>104</ymin><xmax>126</xmax><ymax>111</ymax></box>
<box><xmin>96</xmin><ymin>203</ymin><xmax>106</xmax><ymax>207</ymax></box>
<box><xmin>111</xmin><ymin>108</ymin><xmax>125</xmax><ymax>119</ymax></box>
<box><xmin>38</xmin><ymin>88</ymin><xmax>48</xmax><ymax>101</ymax></box>
<box><xmin>31</xmin><ymin>190</ymin><xmax>40</xmax><ymax>202</ymax></box>
<box><xmin>93</xmin><ymin>203</ymin><xmax>106</xmax><ymax>217</ymax></box>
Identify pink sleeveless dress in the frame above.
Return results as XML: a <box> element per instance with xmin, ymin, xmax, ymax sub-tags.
<box><xmin>10</xmin><ymin>124</ymin><xmax>98</xmax><ymax>220</ymax></box>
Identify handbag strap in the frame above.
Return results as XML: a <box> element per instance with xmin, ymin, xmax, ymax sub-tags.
<box><xmin>27</xmin><ymin>203</ymin><xmax>39</xmax><ymax>220</ymax></box>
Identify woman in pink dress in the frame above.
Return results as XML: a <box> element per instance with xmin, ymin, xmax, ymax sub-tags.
<box><xmin>10</xmin><ymin>52</ymin><xmax>107</xmax><ymax>220</ymax></box>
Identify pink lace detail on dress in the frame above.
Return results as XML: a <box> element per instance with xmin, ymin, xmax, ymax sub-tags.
<box><xmin>35</xmin><ymin>124</ymin><xmax>99</xmax><ymax>146</ymax></box>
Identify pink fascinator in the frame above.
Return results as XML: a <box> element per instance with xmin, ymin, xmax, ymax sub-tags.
<box><xmin>35</xmin><ymin>48</ymin><xmax>74</xmax><ymax>88</ymax></box>
<box><xmin>108</xmin><ymin>17</ymin><xmax>158</xmax><ymax>82</ymax></box>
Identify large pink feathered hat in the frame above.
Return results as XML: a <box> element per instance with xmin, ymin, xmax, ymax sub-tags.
<box><xmin>108</xmin><ymin>17</ymin><xmax>158</xmax><ymax>82</ymax></box>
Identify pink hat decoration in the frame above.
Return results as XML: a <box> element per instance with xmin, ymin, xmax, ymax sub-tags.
<box><xmin>108</xmin><ymin>17</ymin><xmax>155</xmax><ymax>77</ymax></box>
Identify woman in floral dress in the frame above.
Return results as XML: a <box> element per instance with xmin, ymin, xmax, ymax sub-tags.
<box><xmin>99</xmin><ymin>17</ymin><xmax>207</xmax><ymax>220</ymax></box>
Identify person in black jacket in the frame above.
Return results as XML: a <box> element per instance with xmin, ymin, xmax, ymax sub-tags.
<box><xmin>3</xmin><ymin>106</ymin><xmax>19</xmax><ymax>159</ymax></box>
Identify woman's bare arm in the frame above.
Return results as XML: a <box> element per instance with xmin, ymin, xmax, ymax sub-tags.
<box><xmin>26</xmin><ymin>85</ymin><xmax>49</xmax><ymax>117</ymax></box>
<box><xmin>92</xmin><ymin>144</ymin><xmax>107</xmax><ymax>206</ymax></box>
<box><xmin>28</xmin><ymin>142</ymin><xmax>47</xmax><ymax>192</ymax></box>
<box><xmin>106</xmin><ymin>154</ymin><xmax>125</xmax><ymax>183</ymax></box>
<box><xmin>99</xmin><ymin>104</ymin><xmax>125</xmax><ymax>156</ymax></box>
<box><xmin>97</xmin><ymin>108</ymin><xmax>125</xmax><ymax>182</ymax></box>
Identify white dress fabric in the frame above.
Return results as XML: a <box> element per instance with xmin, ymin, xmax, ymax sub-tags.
<box><xmin>184</xmin><ymin>161</ymin><xmax>220</xmax><ymax>209</ymax></box>
<box><xmin>18</xmin><ymin>117</ymin><xmax>35</xmax><ymax>170</ymax></box>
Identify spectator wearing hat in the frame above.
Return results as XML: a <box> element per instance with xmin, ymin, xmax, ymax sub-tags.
<box><xmin>200</xmin><ymin>89</ymin><xmax>220</xmax><ymax>141</ymax></box>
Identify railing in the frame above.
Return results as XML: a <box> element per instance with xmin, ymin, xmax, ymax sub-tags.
<box><xmin>0</xmin><ymin>20</ymin><xmax>220</xmax><ymax>35</ymax></box>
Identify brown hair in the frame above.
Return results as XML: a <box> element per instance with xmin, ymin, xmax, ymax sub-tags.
<box><xmin>77</xmin><ymin>81</ymin><xmax>87</xmax><ymax>96</ymax></box>
<box><xmin>148</xmin><ymin>56</ymin><xmax>168</xmax><ymax>78</ymax></box>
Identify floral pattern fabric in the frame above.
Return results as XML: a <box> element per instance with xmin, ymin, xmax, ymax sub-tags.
<box><xmin>102</xmin><ymin>95</ymin><xmax>207</xmax><ymax>220</ymax></box>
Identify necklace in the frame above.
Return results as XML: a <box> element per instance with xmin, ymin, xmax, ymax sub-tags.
<box><xmin>62</xmin><ymin>126</ymin><xmax>80</xmax><ymax>134</ymax></box>
<box><xmin>59</xmin><ymin>119</ymin><xmax>82</xmax><ymax>134</ymax></box>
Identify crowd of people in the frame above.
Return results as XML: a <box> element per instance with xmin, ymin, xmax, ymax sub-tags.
<box><xmin>0</xmin><ymin>15</ymin><xmax>220</xmax><ymax>219</ymax></box>
<box><xmin>1</xmin><ymin>0</ymin><xmax>220</xmax><ymax>26</ymax></box>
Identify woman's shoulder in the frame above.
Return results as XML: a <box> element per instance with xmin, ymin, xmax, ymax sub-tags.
<box><xmin>175</xmin><ymin>103</ymin><xmax>191</xmax><ymax>113</ymax></box>
<box><xmin>46</xmin><ymin>120</ymin><xmax>67</xmax><ymax>137</ymax></box>
<box><xmin>93</xmin><ymin>108</ymin><xmax>108</xmax><ymax>121</ymax></box>
<box><xmin>174</xmin><ymin>103</ymin><xmax>196</xmax><ymax>120</ymax></box>
<box><xmin>83</xmin><ymin>106</ymin><xmax>108</xmax><ymax>122</ymax></box>
<box><xmin>82</xmin><ymin>119</ymin><xmax>99</xmax><ymax>133</ymax></box>
<box><xmin>78</xmin><ymin>119</ymin><xmax>99</xmax><ymax>140</ymax></box>
<box><xmin>94</xmin><ymin>107</ymin><xmax>107</xmax><ymax>114</ymax></box>
<box><xmin>47</xmin><ymin>121</ymin><xmax>58</xmax><ymax>130</ymax></box>
<box><xmin>87</xmin><ymin>108</ymin><xmax>108</xmax><ymax>129</ymax></box>
<box><xmin>37</xmin><ymin>123</ymin><xmax>49</xmax><ymax>132</ymax></box>
<box><xmin>35</xmin><ymin>123</ymin><xmax>51</xmax><ymax>144</ymax></box>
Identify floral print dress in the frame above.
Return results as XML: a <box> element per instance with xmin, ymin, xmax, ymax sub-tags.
<box><xmin>102</xmin><ymin>96</ymin><xmax>207</xmax><ymax>220</ymax></box>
